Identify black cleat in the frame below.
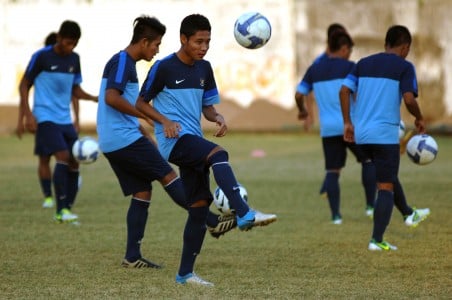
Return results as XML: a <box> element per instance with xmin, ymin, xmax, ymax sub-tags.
<box><xmin>121</xmin><ymin>257</ymin><xmax>163</xmax><ymax>269</ymax></box>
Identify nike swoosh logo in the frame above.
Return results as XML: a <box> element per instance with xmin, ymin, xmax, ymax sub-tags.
<box><xmin>175</xmin><ymin>79</ymin><xmax>185</xmax><ymax>84</ymax></box>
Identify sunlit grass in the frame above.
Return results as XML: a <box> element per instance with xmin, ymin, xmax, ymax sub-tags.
<box><xmin>0</xmin><ymin>133</ymin><xmax>450</xmax><ymax>299</ymax></box>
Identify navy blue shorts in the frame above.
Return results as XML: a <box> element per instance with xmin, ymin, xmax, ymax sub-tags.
<box><xmin>104</xmin><ymin>137</ymin><xmax>173</xmax><ymax>196</ymax></box>
<box><xmin>322</xmin><ymin>136</ymin><xmax>369</xmax><ymax>169</ymax></box>
<box><xmin>34</xmin><ymin>121</ymin><xmax>78</xmax><ymax>156</ymax></box>
<box><xmin>360</xmin><ymin>144</ymin><xmax>399</xmax><ymax>183</ymax></box>
<box><xmin>168</xmin><ymin>134</ymin><xmax>218</xmax><ymax>205</ymax></box>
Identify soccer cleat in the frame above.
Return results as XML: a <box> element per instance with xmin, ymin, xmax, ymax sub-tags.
<box><xmin>208</xmin><ymin>214</ymin><xmax>237</xmax><ymax>239</ymax></box>
<box><xmin>121</xmin><ymin>257</ymin><xmax>162</xmax><ymax>269</ymax></box>
<box><xmin>237</xmin><ymin>209</ymin><xmax>277</xmax><ymax>231</ymax></box>
<box><xmin>176</xmin><ymin>272</ymin><xmax>214</xmax><ymax>286</ymax></box>
<box><xmin>404</xmin><ymin>208</ymin><xmax>430</xmax><ymax>227</ymax></box>
<box><xmin>365</xmin><ymin>206</ymin><xmax>374</xmax><ymax>218</ymax></box>
<box><xmin>332</xmin><ymin>216</ymin><xmax>342</xmax><ymax>225</ymax></box>
<box><xmin>42</xmin><ymin>197</ymin><xmax>54</xmax><ymax>208</ymax></box>
<box><xmin>368</xmin><ymin>239</ymin><xmax>398</xmax><ymax>251</ymax></box>
<box><xmin>54</xmin><ymin>208</ymin><xmax>79</xmax><ymax>224</ymax></box>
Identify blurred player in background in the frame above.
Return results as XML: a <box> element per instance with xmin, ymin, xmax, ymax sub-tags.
<box><xmin>136</xmin><ymin>14</ymin><xmax>277</xmax><ymax>286</ymax></box>
<box><xmin>97</xmin><ymin>15</ymin><xmax>236</xmax><ymax>272</ymax></box>
<box><xmin>295</xmin><ymin>31</ymin><xmax>376</xmax><ymax>224</ymax></box>
<box><xmin>340</xmin><ymin>25</ymin><xmax>430</xmax><ymax>251</ymax></box>
<box><xmin>303</xmin><ymin>23</ymin><xmax>348</xmax><ymax>131</ymax></box>
<box><xmin>18</xmin><ymin>20</ymin><xmax>97</xmax><ymax>224</ymax></box>
<box><xmin>17</xmin><ymin>31</ymin><xmax>84</xmax><ymax>209</ymax></box>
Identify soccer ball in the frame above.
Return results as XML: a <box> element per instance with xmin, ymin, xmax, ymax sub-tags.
<box><xmin>72</xmin><ymin>136</ymin><xmax>100</xmax><ymax>164</ymax></box>
<box><xmin>406</xmin><ymin>134</ymin><xmax>438</xmax><ymax>165</ymax></box>
<box><xmin>399</xmin><ymin>120</ymin><xmax>406</xmax><ymax>139</ymax></box>
<box><xmin>233</xmin><ymin>12</ymin><xmax>271</xmax><ymax>49</ymax></box>
<box><xmin>213</xmin><ymin>184</ymin><xmax>248</xmax><ymax>215</ymax></box>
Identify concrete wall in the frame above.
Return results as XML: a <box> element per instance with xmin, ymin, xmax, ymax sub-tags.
<box><xmin>1</xmin><ymin>0</ymin><xmax>450</xmax><ymax>134</ymax></box>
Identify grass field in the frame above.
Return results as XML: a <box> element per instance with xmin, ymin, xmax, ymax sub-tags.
<box><xmin>0</xmin><ymin>133</ymin><xmax>451</xmax><ymax>299</ymax></box>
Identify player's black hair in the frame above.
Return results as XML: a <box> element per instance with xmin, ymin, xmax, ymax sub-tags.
<box><xmin>180</xmin><ymin>14</ymin><xmax>211</xmax><ymax>38</ymax></box>
<box><xmin>44</xmin><ymin>32</ymin><xmax>57</xmax><ymax>46</ymax></box>
<box><xmin>131</xmin><ymin>15</ymin><xmax>166</xmax><ymax>44</ymax></box>
<box><xmin>58</xmin><ymin>20</ymin><xmax>81</xmax><ymax>40</ymax></box>
<box><xmin>328</xmin><ymin>31</ymin><xmax>354</xmax><ymax>52</ymax></box>
<box><xmin>385</xmin><ymin>25</ymin><xmax>412</xmax><ymax>48</ymax></box>
<box><xmin>327</xmin><ymin>23</ymin><xmax>346</xmax><ymax>39</ymax></box>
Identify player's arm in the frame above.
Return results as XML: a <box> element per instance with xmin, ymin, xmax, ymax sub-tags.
<box><xmin>339</xmin><ymin>85</ymin><xmax>354</xmax><ymax>142</ymax></box>
<box><xmin>71</xmin><ymin>95</ymin><xmax>80</xmax><ymax>133</ymax></box>
<box><xmin>17</xmin><ymin>76</ymin><xmax>36</xmax><ymax>136</ymax></box>
<box><xmin>135</xmin><ymin>96</ymin><xmax>181</xmax><ymax>138</ymax></box>
<box><xmin>202</xmin><ymin>105</ymin><xmax>227</xmax><ymax>137</ymax></box>
<box><xmin>294</xmin><ymin>91</ymin><xmax>312</xmax><ymax>131</ymax></box>
<box><xmin>403</xmin><ymin>92</ymin><xmax>425</xmax><ymax>134</ymax></box>
<box><xmin>72</xmin><ymin>85</ymin><xmax>98</xmax><ymax>102</ymax></box>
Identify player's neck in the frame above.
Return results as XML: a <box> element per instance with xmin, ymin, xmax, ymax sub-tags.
<box><xmin>176</xmin><ymin>50</ymin><xmax>195</xmax><ymax>66</ymax></box>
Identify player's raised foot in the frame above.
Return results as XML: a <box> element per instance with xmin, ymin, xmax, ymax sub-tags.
<box><xmin>404</xmin><ymin>208</ymin><xmax>430</xmax><ymax>227</ymax></box>
<box><xmin>237</xmin><ymin>209</ymin><xmax>277</xmax><ymax>231</ymax></box>
<box><xmin>122</xmin><ymin>257</ymin><xmax>162</xmax><ymax>269</ymax></box>
<box><xmin>176</xmin><ymin>272</ymin><xmax>214</xmax><ymax>287</ymax></box>
<box><xmin>208</xmin><ymin>214</ymin><xmax>237</xmax><ymax>239</ymax></box>
<box><xmin>42</xmin><ymin>196</ymin><xmax>55</xmax><ymax>208</ymax></box>
<box><xmin>365</xmin><ymin>205</ymin><xmax>374</xmax><ymax>218</ymax></box>
<box><xmin>332</xmin><ymin>215</ymin><xmax>342</xmax><ymax>225</ymax></box>
<box><xmin>368</xmin><ymin>239</ymin><xmax>398</xmax><ymax>251</ymax></box>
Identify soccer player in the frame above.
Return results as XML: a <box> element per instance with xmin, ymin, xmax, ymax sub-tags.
<box><xmin>136</xmin><ymin>14</ymin><xmax>277</xmax><ymax>285</ymax></box>
<box><xmin>16</xmin><ymin>31</ymin><xmax>85</xmax><ymax>209</ymax></box>
<box><xmin>18</xmin><ymin>20</ymin><xmax>97</xmax><ymax>223</ymax></box>
<box><xmin>97</xmin><ymin>15</ymin><xmax>236</xmax><ymax>273</ymax></box>
<box><xmin>340</xmin><ymin>25</ymin><xmax>430</xmax><ymax>251</ymax></box>
<box><xmin>295</xmin><ymin>31</ymin><xmax>376</xmax><ymax>224</ymax></box>
<box><xmin>303</xmin><ymin>23</ymin><xmax>348</xmax><ymax>132</ymax></box>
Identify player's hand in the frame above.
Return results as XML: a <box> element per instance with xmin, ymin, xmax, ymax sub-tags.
<box><xmin>213</xmin><ymin>113</ymin><xmax>227</xmax><ymax>137</ymax></box>
<box><xmin>343</xmin><ymin>123</ymin><xmax>355</xmax><ymax>142</ymax></box>
<box><xmin>16</xmin><ymin>119</ymin><xmax>25</xmax><ymax>139</ymax></box>
<box><xmin>24</xmin><ymin>114</ymin><xmax>37</xmax><ymax>133</ymax></box>
<box><xmin>162</xmin><ymin>120</ymin><xmax>182</xmax><ymax>138</ymax></box>
<box><xmin>415</xmin><ymin>118</ymin><xmax>426</xmax><ymax>134</ymax></box>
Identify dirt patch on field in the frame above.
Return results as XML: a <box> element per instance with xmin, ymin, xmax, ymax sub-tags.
<box><xmin>0</xmin><ymin>101</ymin><xmax>302</xmax><ymax>136</ymax></box>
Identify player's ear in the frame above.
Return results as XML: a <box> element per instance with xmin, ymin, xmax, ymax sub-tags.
<box><xmin>180</xmin><ymin>34</ymin><xmax>188</xmax><ymax>45</ymax></box>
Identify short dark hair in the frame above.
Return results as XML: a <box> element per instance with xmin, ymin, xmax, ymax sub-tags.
<box><xmin>328</xmin><ymin>31</ymin><xmax>354</xmax><ymax>52</ymax></box>
<box><xmin>131</xmin><ymin>15</ymin><xmax>166</xmax><ymax>44</ymax></box>
<box><xmin>58</xmin><ymin>20</ymin><xmax>81</xmax><ymax>40</ymax></box>
<box><xmin>180</xmin><ymin>14</ymin><xmax>211</xmax><ymax>39</ymax></box>
<box><xmin>327</xmin><ymin>23</ymin><xmax>346</xmax><ymax>39</ymax></box>
<box><xmin>385</xmin><ymin>25</ymin><xmax>412</xmax><ymax>48</ymax></box>
<box><xmin>44</xmin><ymin>32</ymin><xmax>57</xmax><ymax>46</ymax></box>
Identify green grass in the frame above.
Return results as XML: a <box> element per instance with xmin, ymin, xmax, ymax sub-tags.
<box><xmin>0</xmin><ymin>133</ymin><xmax>451</xmax><ymax>299</ymax></box>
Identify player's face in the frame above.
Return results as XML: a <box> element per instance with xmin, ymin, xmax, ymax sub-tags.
<box><xmin>143</xmin><ymin>36</ymin><xmax>163</xmax><ymax>61</ymax></box>
<box><xmin>182</xmin><ymin>30</ymin><xmax>211</xmax><ymax>61</ymax></box>
<box><xmin>55</xmin><ymin>37</ymin><xmax>79</xmax><ymax>56</ymax></box>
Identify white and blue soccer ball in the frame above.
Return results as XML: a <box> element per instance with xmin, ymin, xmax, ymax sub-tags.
<box><xmin>72</xmin><ymin>136</ymin><xmax>100</xmax><ymax>164</ymax></box>
<box><xmin>233</xmin><ymin>12</ymin><xmax>271</xmax><ymax>49</ymax></box>
<box><xmin>213</xmin><ymin>184</ymin><xmax>248</xmax><ymax>215</ymax></box>
<box><xmin>406</xmin><ymin>134</ymin><xmax>438</xmax><ymax>165</ymax></box>
<box><xmin>399</xmin><ymin>120</ymin><xmax>406</xmax><ymax>139</ymax></box>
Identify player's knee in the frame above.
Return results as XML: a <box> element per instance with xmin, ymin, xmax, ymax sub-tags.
<box><xmin>207</xmin><ymin>149</ymin><xmax>229</xmax><ymax>165</ymax></box>
<box><xmin>188</xmin><ymin>205</ymin><xmax>209</xmax><ymax>223</ymax></box>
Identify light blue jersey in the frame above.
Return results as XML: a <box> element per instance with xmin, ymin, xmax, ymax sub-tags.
<box><xmin>97</xmin><ymin>51</ymin><xmax>142</xmax><ymax>153</ymax></box>
<box><xmin>297</xmin><ymin>57</ymin><xmax>355</xmax><ymax>137</ymax></box>
<box><xmin>24</xmin><ymin>45</ymin><xmax>82</xmax><ymax>124</ymax></box>
<box><xmin>342</xmin><ymin>52</ymin><xmax>418</xmax><ymax>144</ymax></box>
<box><xmin>140</xmin><ymin>53</ymin><xmax>220</xmax><ymax>160</ymax></box>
